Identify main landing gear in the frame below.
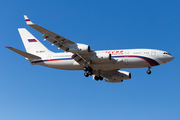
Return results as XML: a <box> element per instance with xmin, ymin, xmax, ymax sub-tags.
<box><xmin>146</xmin><ymin>67</ymin><xmax>151</xmax><ymax>74</ymax></box>
<box><xmin>84</xmin><ymin>66</ymin><xmax>93</xmax><ymax>77</ymax></box>
<box><xmin>94</xmin><ymin>76</ymin><xmax>103</xmax><ymax>81</ymax></box>
<box><xmin>83</xmin><ymin>67</ymin><xmax>104</xmax><ymax>81</ymax></box>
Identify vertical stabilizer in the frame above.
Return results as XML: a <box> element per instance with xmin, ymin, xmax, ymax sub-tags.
<box><xmin>18</xmin><ymin>28</ymin><xmax>53</xmax><ymax>56</ymax></box>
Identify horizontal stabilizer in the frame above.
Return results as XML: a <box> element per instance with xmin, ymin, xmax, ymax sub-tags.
<box><xmin>5</xmin><ymin>46</ymin><xmax>41</xmax><ymax>59</ymax></box>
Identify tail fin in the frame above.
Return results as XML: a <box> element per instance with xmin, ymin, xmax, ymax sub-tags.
<box><xmin>18</xmin><ymin>28</ymin><xmax>53</xmax><ymax>56</ymax></box>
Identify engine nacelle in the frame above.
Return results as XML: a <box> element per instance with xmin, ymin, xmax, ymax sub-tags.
<box><xmin>105</xmin><ymin>71</ymin><xmax>131</xmax><ymax>83</ymax></box>
<box><xmin>68</xmin><ymin>44</ymin><xmax>90</xmax><ymax>53</ymax></box>
<box><xmin>91</xmin><ymin>53</ymin><xmax>111</xmax><ymax>61</ymax></box>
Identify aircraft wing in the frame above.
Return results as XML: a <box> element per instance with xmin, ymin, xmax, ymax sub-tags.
<box><xmin>24</xmin><ymin>15</ymin><xmax>92</xmax><ymax>65</ymax></box>
<box><xmin>24</xmin><ymin>15</ymin><xmax>76</xmax><ymax>51</ymax></box>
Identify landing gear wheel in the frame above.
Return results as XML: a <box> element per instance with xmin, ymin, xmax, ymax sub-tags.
<box><xmin>88</xmin><ymin>71</ymin><xmax>93</xmax><ymax>75</ymax></box>
<box><xmin>88</xmin><ymin>67</ymin><xmax>92</xmax><ymax>72</ymax></box>
<box><xmin>84</xmin><ymin>67</ymin><xmax>92</xmax><ymax>72</ymax></box>
<box><xmin>147</xmin><ymin>69</ymin><xmax>151</xmax><ymax>74</ymax></box>
<box><xmin>94</xmin><ymin>76</ymin><xmax>99</xmax><ymax>81</ymax></box>
<box><xmin>99</xmin><ymin>76</ymin><xmax>103</xmax><ymax>81</ymax></box>
<box><xmin>84</xmin><ymin>73</ymin><xmax>89</xmax><ymax>77</ymax></box>
<box><xmin>84</xmin><ymin>66</ymin><xmax>93</xmax><ymax>77</ymax></box>
<box><xmin>83</xmin><ymin>67</ymin><xmax>88</xmax><ymax>71</ymax></box>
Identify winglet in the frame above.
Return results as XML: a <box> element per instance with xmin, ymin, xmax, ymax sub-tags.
<box><xmin>24</xmin><ymin>14</ymin><xmax>34</xmax><ymax>25</ymax></box>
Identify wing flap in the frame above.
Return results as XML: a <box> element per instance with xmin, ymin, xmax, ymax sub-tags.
<box><xmin>42</xmin><ymin>34</ymin><xmax>69</xmax><ymax>51</ymax></box>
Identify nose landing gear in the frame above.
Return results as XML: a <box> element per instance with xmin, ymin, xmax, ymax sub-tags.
<box><xmin>146</xmin><ymin>67</ymin><xmax>151</xmax><ymax>74</ymax></box>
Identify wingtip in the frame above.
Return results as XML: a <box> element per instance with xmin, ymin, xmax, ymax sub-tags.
<box><xmin>23</xmin><ymin>14</ymin><xmax>29</xmax><ymax>20</ymax></box>
<box><xmin>23</xmin><ymin>14</ymin><xmax>34</xmax><ymax>25</ymax></box>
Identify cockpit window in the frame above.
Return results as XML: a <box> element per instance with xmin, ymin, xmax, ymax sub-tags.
<box><xmin>163</xmin><ymin>52</ymin><xmax>171</xmax><ymax>56</ymax></box>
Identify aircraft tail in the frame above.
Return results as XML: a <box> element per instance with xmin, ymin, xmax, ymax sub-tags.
<box><xmin>18</xmin><ymin>28</ymin><xmax>53</xmax><ymax>56</ymax></box>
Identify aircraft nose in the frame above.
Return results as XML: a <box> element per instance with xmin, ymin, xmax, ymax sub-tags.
<box><xmin>167</xmin><ymin>55</ymin><xmax>174</xmax><ymax>63</ymax></box>
<box><xmin>161</xmin><ymin>55</ymin><xmax>174</xmax><ymax>64</ymax></box>
<box><xmin>170</xmin><ymin>56</ymin><xmax>175</xmax><ymax>61</ymax></box>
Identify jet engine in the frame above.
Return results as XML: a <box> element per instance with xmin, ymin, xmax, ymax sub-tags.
<box><xmin>105</xmin><ymin>71</ymin><xmax>131</xmax><ymax>83</ymax></box>
<box><xmin>91</xmin><ymin>53</ymin><xmax>112</xmax><ymax>61</ymax></box>
<box><xmin>68</xmin><ymin>44</ymin><xmax>90</xmax><ymax>53</ymax></box>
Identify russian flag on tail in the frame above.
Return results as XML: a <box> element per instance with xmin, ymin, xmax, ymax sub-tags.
<box><xmin>28</xmin><ymin>39</ymin><xmax>37</xmax><ymax>42</ymax></box>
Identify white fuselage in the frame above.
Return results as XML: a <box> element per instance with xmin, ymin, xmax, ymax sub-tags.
<box><xmin>32</xmin><ymin>49</ymin><xmax>174</xmax><ymax>71</ymax></box>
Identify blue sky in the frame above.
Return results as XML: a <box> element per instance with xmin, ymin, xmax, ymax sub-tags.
<box><xmin>1</xmin><ymin>0</ymin><xmax>179</xmax><ymax>120</ymax></box>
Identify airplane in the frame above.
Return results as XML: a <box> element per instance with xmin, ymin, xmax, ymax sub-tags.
<box><xmin>6</xmin><ymin>15</ymin><xmax>174</xmax><ymax>83</ymax></box>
